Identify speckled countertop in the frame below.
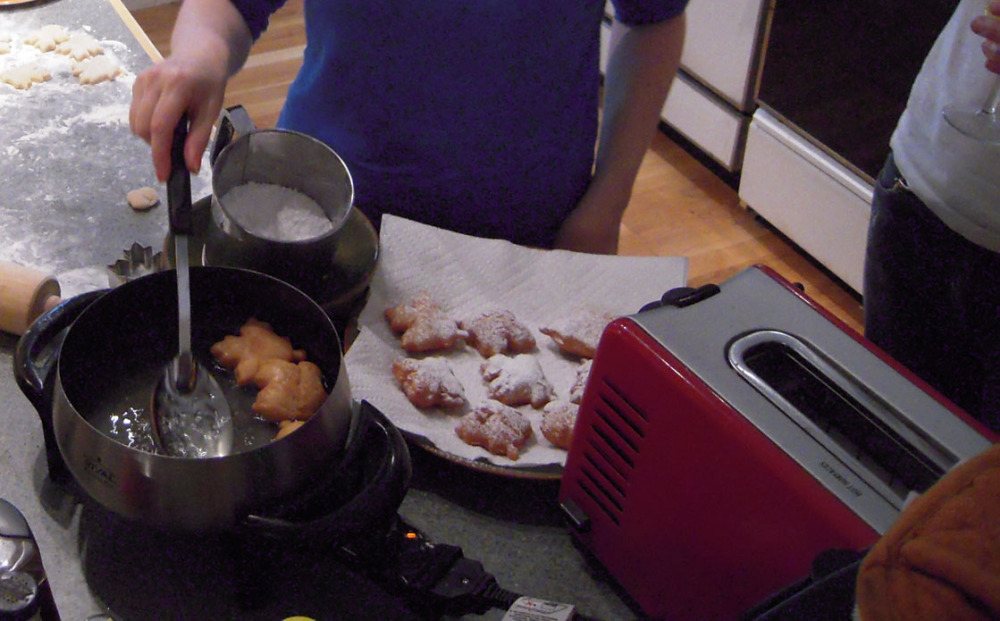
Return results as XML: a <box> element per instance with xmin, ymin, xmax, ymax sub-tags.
<box><xmin>0</xmin><ymin>0</ymin><xmax>212</xmax><ymax>288</ymax></box>
<box><xmin>0</xmin><ymin>1</ymin><xmax>638</xmax><ymax>619</ymax></box>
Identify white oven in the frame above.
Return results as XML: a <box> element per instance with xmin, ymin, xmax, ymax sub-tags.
<box><xmin>738</xmin><ymin>0</ymin><xmax>959</xmax><ymax>293</ymax></box>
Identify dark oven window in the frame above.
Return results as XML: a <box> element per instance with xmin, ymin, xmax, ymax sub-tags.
<box><xmin>756</xmin><ymin>0</ymin><xmax>959</xmax><ymax>182</ymax></box>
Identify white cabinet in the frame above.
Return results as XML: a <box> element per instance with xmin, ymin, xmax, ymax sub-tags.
<box><xmin>667</xmin><ymin>0</ymin><xmax>770</xmax><ymax>171</ymax></box>
<box><xmin>739</xmin><ymin>109</ymin><xmax>872</xmax><ymax>293</ymax></box>
<box><xmin>680</xmin><ymin>0</ymin><xmax>769</xmax><ymax>111</ymax></box>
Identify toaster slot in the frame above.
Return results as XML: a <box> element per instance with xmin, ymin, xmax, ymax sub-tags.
<box><xmin>727</xmin><ymin>330</ymin><xmax>955</xmax><ymax>508</ymax></box>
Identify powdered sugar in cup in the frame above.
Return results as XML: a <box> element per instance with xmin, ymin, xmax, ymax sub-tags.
<box><xmin>204</xmin><ymin>106</ymin><xmax>354</xmax><ymax>299</ymax></box>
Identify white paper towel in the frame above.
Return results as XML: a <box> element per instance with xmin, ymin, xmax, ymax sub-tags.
<box><xmin>345</xmin><ymin>215</ymin><xmax>688</xmax><ymax>473</ymax></box>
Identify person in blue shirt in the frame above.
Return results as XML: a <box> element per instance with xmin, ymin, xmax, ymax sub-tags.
<box><xmin>129</xmin><ymin>0</ymin><xmax>688</xmax><ymax>253</ymax></box>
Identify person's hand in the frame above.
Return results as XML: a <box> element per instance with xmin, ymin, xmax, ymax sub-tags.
<box><xmin>130</xmin><ymin>52</ymin><xmax>229</xmax><ymax>181</ymax></box>
<box><xmin>552</xmin><ymin>190</ymin><xmax>626</xmax><ymax>255</ymax></box>
<box><xmin>972</xmin><ymin>1</ymin><xmax>1000</xmax><ymax>74</ymax></box>
<box><xmin>129</xmin><ymin>0</ymin><xmax>252</xmax><ymax>181</ymax></box>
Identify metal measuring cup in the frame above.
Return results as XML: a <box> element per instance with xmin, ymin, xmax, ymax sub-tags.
<box><xmin>203</xmin><ymin>106</ymin><xmax>355</xmax><ymax>299</ymax></box>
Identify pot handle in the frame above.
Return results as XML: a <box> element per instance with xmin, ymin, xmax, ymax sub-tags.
<box><xmin>13</xmin><ymin>289</ymin><xmax>106</xmax><ymax>412</ymax></box>
<box><xmin>209</xmin><ymin>104</ymin><xmax>257</xmax><ymax>166</ymax></box>
<box><xmin>13</xmin><ymin>289</ymin><xmax>106</xmax><ymax>484</ymax></box>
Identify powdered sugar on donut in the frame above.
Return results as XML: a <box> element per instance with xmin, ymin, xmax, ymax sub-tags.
<box><xmin>480</xmin><ymin>353</ymin><xmax>554</xmax><ymax>409</ymax></box>
<box><xmin>455</xmin><ymin>400</ymin><xmax>533</xmax><ymax>461</ymax></box>
<box><xmin>392</xmin><ymin>357</ymin><xmax>466</xmax><ymax>409</ymax></box>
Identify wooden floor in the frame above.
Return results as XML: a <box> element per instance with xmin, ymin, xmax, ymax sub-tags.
<box><xmin>132</xmin><ymin>0</ymin><xmax>865</xmax><ymax>333</ymax></box>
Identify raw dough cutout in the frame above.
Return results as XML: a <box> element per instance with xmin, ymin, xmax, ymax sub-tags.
<box><xmin>0</xmin><ymin>64</ymin><xmax>51</xmax><ymax>90</ymax></box>
<box><xmin>24</xmin><ymin>25</ymin><xmax>69</xmax><ymax>52</ymax></box>
<box><xmin>73</xmin><ymin>56</ymin><xmax>120</xmax><ymax>85</ymax></box>
<box><xmin>0</xmin><ymin>35</ymin><xmax>11</xmax><ymax>55</ymax></box>
<box><xmin>56</xmin><ymin>33</ymin><xmax>103</xmax><ymax>61</ymax></box>
<box><xmin>126</xmin><ymin>187</ymin><xmax>159</xmax><ymax>211</ymax></box>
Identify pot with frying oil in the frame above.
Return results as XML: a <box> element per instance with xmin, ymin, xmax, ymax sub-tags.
<box><xmin>91</xmin><ymin>358</ymin><xmax>279</xmax><ymax>456</ymax></box>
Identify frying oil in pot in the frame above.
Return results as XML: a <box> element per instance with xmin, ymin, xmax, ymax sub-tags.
<box><xmin>90</xmin><ymin>361</ymin><xmax>278</xmax><ymax>455</ymax></box>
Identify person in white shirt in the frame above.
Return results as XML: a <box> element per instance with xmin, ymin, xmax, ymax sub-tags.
<box><xmin>864</xmin><ymin>0</ymin><xmax>1000</xmax><ymax>433</ymax></box>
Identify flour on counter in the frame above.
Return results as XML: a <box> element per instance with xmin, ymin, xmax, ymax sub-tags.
<box><xmin>12</xmin><ymin>102</ymin><xmax>130</xmax><ymax>144</ymax></box>
<box><xmin>57</xmin><ymin>265</ymin><xmax>115</xmax><ymax>298</ymax></box>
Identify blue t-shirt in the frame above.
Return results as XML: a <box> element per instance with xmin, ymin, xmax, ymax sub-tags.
<box><xmin>231</xmin><ymin>0</ymin><xmax>686</xmax><ymax>247</ymax></box>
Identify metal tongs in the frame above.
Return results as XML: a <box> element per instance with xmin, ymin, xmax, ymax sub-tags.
<box><xmin>150</xmin><ymin>115</ymin><xmax>233</xmax><ymax>458</ymax></box>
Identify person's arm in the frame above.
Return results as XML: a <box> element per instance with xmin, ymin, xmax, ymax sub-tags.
<box><xmin>973</xmin><ymin>1</ymin><xmax>1000</xmax><ymax>74</ymax></box>
<box><xmin>129</xmin><ymin>0</ymin><xmax>255</xmax><ymax>181</ymax></box>
<box><xmin>553</xmin><ymin>12</ymin><xmax>686</xmax><ymax>254</ymax></box>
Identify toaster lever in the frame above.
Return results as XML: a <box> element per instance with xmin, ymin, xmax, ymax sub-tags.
<box><xmin>641</xmin><ymin>284</ymin><xmax>721</xmax><ymax>312</ymax></box>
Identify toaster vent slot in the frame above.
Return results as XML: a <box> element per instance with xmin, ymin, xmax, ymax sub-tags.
<box><xmin>592</xmin><ymin>377</ymin><xmax>648</xmax><ymax>448</ymax></box>
<box><xmin>587</xmin><ymin>433</ymin><xmax>633</xmax><ymax>476</ymax></box>
<box><xmin>729</xmin><ymin>331</ymin><xmax>952</xmax><ymax>505</ymax></box>
<box><xmin>577</xmin><ymin>478</ymin><xmax>621</xmax><ymax>526</ymax></box>
<box><xmin>571</xmin><ymin>376</ymin><xmax>650</xmax><ymax>523</ymax></box>
<box><xmin>577</xmin><ymin>437</ymin><xmax>630</xmax><ymax>521</ymax></box>
<box><xmin>584</xmin><ymin>452</ymin><xmax>627</xmax><ymax>497</ymax></box>
<box><xmin>582</xmin><ymin>465</ymin><xmax>624</xmax><ymax>511</ymax></box>
<box><xmin>594</xmin><ymin>408</ymin><xmax>640</xmax><ymax>455</ymax></box>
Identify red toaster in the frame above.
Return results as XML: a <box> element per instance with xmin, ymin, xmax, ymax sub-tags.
<box><xmin>558</xmin><ymin>265</ymin><xmax>997</xmax><ymax>620</ymax></box>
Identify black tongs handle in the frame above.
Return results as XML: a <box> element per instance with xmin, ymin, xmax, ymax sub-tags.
<box><xmin>167</xmin><ymin>114</ymin><xmax>193</xmax><ymax>236</ymax></box>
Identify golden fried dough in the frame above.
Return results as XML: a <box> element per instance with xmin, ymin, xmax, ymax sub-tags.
<box><xmin>392</xmin><ymin>357</ymin><xmax>466</xmax><ymax>409</ymax></box>
<box><xmin>275</xmin><ymin>420</ymin><xmax>305</xmax><ymax>440</ymax></box>
<box><xmin>385</xmin><ymin>292</ymin><xmax>467</xmax><ymax>353</ymax></box>
<box><xmin>210</xmin><ymin>318</ymin><xmax>306</xmax><ymax>385</ymax></box>
<box><xmin>460</xmin><ymin>309</ymin><xmax>536</xmax><ymax>358</ymax></box>
<box><xmin>541</xmin><ymin>401</ymin><xmax>579</xmax><ymax>450</ymax></box>
<box><xmin>569</xmin><ymin>358</ymin><xmax>593</xmax><ymax>404</ymax></box>
<box><xmin>250</xmin><ymin>359</ymin><xmax>327</xmax><ymax>423</ymax></box>
<box><xmin>539</xmin><ymin>309</ymin><xmax>615</xmax><ymax>358</ymax></box>
<box><xmin>455</xmin><ymin>400</ymin><xmax>533</xmax><ymax>461</ymax></box>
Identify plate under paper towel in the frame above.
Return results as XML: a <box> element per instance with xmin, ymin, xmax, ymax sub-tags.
<box><xmin>345</xmin><ymin>215</ymin><xmax>688</xmax><ymax>474</ymax></box>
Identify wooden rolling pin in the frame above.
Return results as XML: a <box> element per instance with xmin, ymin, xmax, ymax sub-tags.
<box><xmin>0</xmin><ymin>262</ymin><xmax>62</xmax><ymax>336</ymax></box>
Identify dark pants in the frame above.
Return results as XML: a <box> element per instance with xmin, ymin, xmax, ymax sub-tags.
<box><xmin>864</xmin><ymin>153</ymin><xmax>1000</xmax><ymax>433</ymax></box>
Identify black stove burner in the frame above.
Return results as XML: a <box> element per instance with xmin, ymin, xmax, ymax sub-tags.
<box><xmin>35</xmin><ymin>401</ymin><xmax>521</xmax><ymax>620</ymax></box>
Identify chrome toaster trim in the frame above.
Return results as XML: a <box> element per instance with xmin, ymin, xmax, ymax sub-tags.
<box><xmin>631</xmin><ymin>267</ymin><xmax>994</xmax><ymax>534</ymax></box>
<box><xmin>728</xmin><ymin>329</ymin><xmax>954</xmax><ymax>510</ymax></box>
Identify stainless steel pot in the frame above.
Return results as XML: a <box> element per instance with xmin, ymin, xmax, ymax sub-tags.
<box><xmin>14</xmin><ymin>267</ymin><xmax>353</xmax><ymax>532</ymax></box>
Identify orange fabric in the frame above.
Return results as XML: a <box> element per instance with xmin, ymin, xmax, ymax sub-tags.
<box><xmin>855</xmin><ymin>443</ymin><xmax>1000</xmax><ymax>621</ymax></box>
